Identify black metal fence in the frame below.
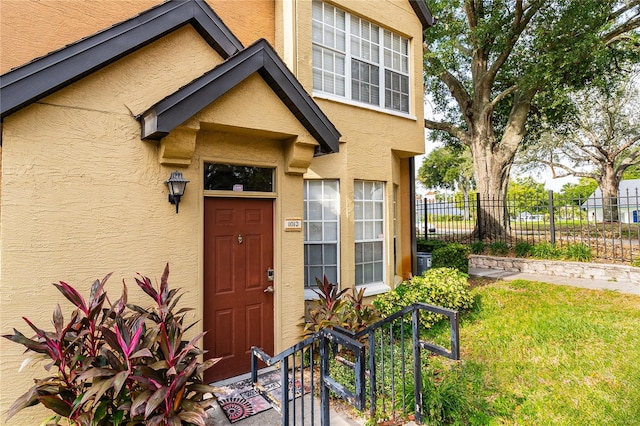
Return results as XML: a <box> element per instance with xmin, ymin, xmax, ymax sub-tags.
<box><xmin>251</xmin><ymin>302</ymin><xmax>460</xmax><ymax>425</ymax></box>
<box><xmin>416</xmin><ymin>189</ymin><xmax>640</xmax><ymax>263</ymax></box>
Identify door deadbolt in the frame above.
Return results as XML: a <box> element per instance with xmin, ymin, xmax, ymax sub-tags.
<box><xmin>266</xmin><ymin>268</ymin><xmax>274</xmax><ymax>281</ymax></box>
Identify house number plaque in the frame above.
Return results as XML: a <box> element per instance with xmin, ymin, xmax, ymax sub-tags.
<box><xmin>284</xmin><ymin>217</ymin><xmax>302</xmax><ymax>232</ymax></box>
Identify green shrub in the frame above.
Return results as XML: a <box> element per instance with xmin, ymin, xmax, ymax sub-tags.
<box><xmin>470</xmin><ymin>241</ymin><xmax>486</xmax><ymax>254</ymax></box>
<box><xmin>417</xmin><ymin>239</ymin><xmax>446</xmax><ymax>253</ymax></box>
<box><xmin>373</xmin><ymin>268</ymin><xmax>473</xmax><ymax>330</ymax></box>
<box><xmin>489</xmin><ymin>241</ymin><xmax>509</xmax><ymax>256</ymax></box>
<box><xmin>530</xmin><ymin>242</ymin><xmax>563</xmax><ymax>259</ymax></box>
<box><xmin>563</xmin><ymin>243</ymin><xmax>593</xmax><ymax>262</ymax></box>
<box><xmin>632</xmin><ymin>258</ymin><xmax>640</xmax><ymax>267</ymax></box>
<box><xmin>514</xmin><ymin>241</ymin><xmax>533</xmax><ymax>257</ymax></box>
<box><xmin>432</xmin><ymin>243</ymin><xmax>470</xmax><ymax>273</ymax></box>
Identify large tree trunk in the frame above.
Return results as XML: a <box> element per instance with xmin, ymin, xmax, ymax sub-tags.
<box><xmin>599</xmin><ymin>166</ymin><xmax>620</xmax><ymax>222</ymax></box>
<box><xmin>464</xmin><ymin>84</ymin><xmax>532</xmax><ymax>239</ymax></box>
<box><xmin>471</xmin><ymin>135</ymin><xmax>513</xmax><ymax>238</ymax></box>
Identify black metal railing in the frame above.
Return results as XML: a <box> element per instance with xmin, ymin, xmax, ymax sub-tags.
<box><xmin>250</xmin><ymin>302</ymin><xmax>459</xmax><ymax>425</ymax></box>
<box><xmin>339</xmin><ymin>302</ymin><xmax>459</xmax><ymax>424</ymax></box>
<box><xmin>416</xmin><ymin>190</ymin><xmax>640</xmax><ymax>263</ymax></box>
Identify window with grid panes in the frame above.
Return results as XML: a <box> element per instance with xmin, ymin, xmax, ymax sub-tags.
<box><xmin>312</xmin><ymin>0</ymin><xmax>410</xmax><ymax>113</ymax></box>
<box><xmin>354</xmin><ymin>181</ymin><xmax>384</xmax><ymax>285</ymax></box>
<box><xmin>304</xmin><ymin>180</ymin><xmax>340</xmax><ymax>288</ymax></box>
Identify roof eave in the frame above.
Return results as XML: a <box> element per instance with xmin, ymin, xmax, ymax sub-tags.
<box><xmin>0</xmin><ymin>0</ymin><xmax>243</xmax><ymax>120</ymax></box>
<box><xmin>408</xmin><ymin>0</ymin><xmax>437</xmax><ymax>29</ymax></box>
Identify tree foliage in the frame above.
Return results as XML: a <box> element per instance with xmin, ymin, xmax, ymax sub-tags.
<box><xmin>507</xmin><ymin>176</ymin><xmax>546</xmax><ymax>201</ymax></box>
<box><xmin>506</xmin><ymin>176</ymin><xmax>547</xmax><ymax>217</ymax></box>
<box><xmin>519</xmin><ymin>71</ymin><xmax>640</xmax><ymax>220</ymax></box>
<box><xmin>559</xmin><ymin>178</ymin><xmax>599</xmax><ymax>202</ymax></box>
<box><xmin>418</xmin><ymin>145</ymin><xmax>475</xmax><ymax>192</ymax></box>
<box><xmin>423</xmin><ymin>0</ymin><xmax>640</xmax><ymax>234</ymax></box>
<box><xmin>623</xmin><ymin>163</ymin><xmax>640</xmax><ymax>180</ymax></box>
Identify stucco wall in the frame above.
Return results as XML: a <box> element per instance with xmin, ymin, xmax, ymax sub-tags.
<box><xmin>0</xmin><ymin>0</ymin><xmax>275</xmax><ymax>74</ymax></box>
<box><xmin>0</xmin><ymin>0</ymin><xmax>162</xmax><ymax>73</ymax></box>
<box><xmin>0</xmin><ymin>24</ymin><xmax>309</xmax><ymax>423</ymax></box>
<box><xmin>212</xmin><ymin>0</ymin><xmax>276</xmax><ymax>47</ymax></box>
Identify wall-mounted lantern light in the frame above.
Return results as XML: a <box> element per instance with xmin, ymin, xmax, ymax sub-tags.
<box><xmin>165</xmin><ymin>171</ymin><xmax>189</xmax><ymax>213</ymax></box>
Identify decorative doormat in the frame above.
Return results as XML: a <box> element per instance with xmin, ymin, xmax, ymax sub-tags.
<box><xmin>213</xmin><ymin>369</ymin><xmax>310</xmax><ymax>423</ymax></box>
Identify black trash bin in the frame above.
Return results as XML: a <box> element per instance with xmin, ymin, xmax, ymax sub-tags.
<box><xmin>416</xmin><ymin>252</ymin><xmax>432</xmax><ymax>276</ymax></box>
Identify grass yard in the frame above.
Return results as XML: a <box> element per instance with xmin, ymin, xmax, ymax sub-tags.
<box><xmin>423</xmin><ymin>278</ymin><xmax>640</xmax><ymax>425</ymax></box>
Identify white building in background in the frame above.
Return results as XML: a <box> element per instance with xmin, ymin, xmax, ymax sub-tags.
<box><xmin>582</xmin><ymin>179</ymin><xmax>640</xmax><ymax>223</ymax></box>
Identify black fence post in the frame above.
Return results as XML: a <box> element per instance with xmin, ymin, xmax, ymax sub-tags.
<box><xmin>424</xmin><ymin>198</ymin><xmax>428</xmax><ymax>240</ymax></box>
<box><xmin>412</xmin><ymin>309</ymin><xmax>423</xmax><ymax>424</ymax></box>
<box><xmin>320</xmin><ymin>337</ymin><xmax>330</xmax><ymax>426</ymax></box>
<box><xmin>476</xmin><ymin>192</ymin><xmax>483</xmax><ymax>240</ymax></box>
<box><xmin>281</xmin><ymin>357</ymin><xmax>290</xmax><ymax>426</ymax></box>
<box><xmin>548</xmin><ymin>190</ymin><xmax>556</xmax><ymax>245</ymax></box>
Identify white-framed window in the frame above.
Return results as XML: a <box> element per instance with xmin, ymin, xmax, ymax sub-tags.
<box><xmin>312</xmin><ymin>0</ymin><xmax>410</xmax><ymax>114</ymax></box>
<box><xmin>304</xmin><ymin>180</ymin><xmax>340</xmax><ymax>290</ymax></box>
<box><xmin>354</xmin><ymin>180</ymin><xmax>384</xmax><ymax>285</ymax></box>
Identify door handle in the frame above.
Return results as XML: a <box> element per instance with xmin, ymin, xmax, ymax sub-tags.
<box><xmin>264</xmin><ymin>285</ymin><xmax>274</xmax><ymax>293</ymax></box>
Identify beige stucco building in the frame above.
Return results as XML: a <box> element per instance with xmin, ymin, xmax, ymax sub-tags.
<box><xmin>0</xmin><ymin>0</ymin><xmax>433</xmax><ymax>423</ymax></box>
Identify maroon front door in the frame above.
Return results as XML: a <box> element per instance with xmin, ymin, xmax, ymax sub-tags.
<box><xmin>203</xmin><ymin>197</ymin><xmax>274</xmax><ymax>383</ymax></box>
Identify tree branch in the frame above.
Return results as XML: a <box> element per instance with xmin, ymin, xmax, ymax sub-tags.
<box><xmin>427</xmin><ymin>56</ymin><xmax>474</xmax><ymax>128</ymax></box>
<box><xmin>485</xmin><ymin>1</ymin><xmax>543</xmax><ymax>85</ymax></box>
<box><xmin>602</xmin><ymin>16</ymin><xmax>640</xmax><ymax>45</ymax></box>
<box><xmin>613</xmin><ymin>135</ymin><xmax>640</xmax><ymax>157</ymax></box>
<box><xmin>497</xmin><ymin>87</ymin><xmax>537</xmax><ymax>162</ymax></box>
<box><xmin>609</xmin><ymin>1</ymin><xmax>640</xmax><ymax>22</ymax></box>
<box><xmin>424</xmin><ymin>119</ymin><xmax>470</xmax><ymax>145</ymax></box>
<box><xmin>547</xmin><ymin>161</ymin><xmax>597</xmax><ymax>180</ymax></box>
<box><xmin>489</xmin><ymin>85</ymin><xmax>519</xmax><ymax>109</ymax></box>
<box><xmin>465</xmin><ymin>0</ymin><xmax>478</xmax><ymax>30</ymax></box>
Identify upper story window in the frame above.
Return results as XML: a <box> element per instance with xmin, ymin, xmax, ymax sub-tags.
<box><xmin>312</xmin><ymin>0</ymin><xmax>410</xmax><ymax>114</ymax></box>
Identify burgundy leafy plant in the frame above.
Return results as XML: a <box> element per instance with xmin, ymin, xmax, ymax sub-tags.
<box><xmin>300</xmin><ymin>275</ymin><xmax>379</xmax><ymax>338</ymax></box>
<box><xmin>300</xmin><ymin>275</ymin><xmax>349</xmax><ymax>338</ymax></box>
<box><xmin>343</xmin><ymin>286</ymin><xmax>380</xmax><ymax>335</ymax></box>
<box><xmin>3</xmin><ymin>264</ymin><xmax>219</xmax><ymax>425</ymax></box>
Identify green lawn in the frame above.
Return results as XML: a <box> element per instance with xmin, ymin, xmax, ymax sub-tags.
<box><xmin>424</xmin><ymin>279</ymin><xmax>640</xmax><ymax>425</ymax></box>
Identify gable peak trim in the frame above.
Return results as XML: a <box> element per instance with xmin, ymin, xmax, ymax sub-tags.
<box><xmin>139</xmin><ymin>38</ymin><xmax>341</xmax><ymax>155</ymax></box>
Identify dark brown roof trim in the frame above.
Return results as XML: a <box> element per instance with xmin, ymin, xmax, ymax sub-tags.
<box><xmin>139</xmin><ymin>39</ymin><xmax>341</xmax><ymax>155</ymax></box>
<box><xmin>409</xmin><ymin>0</ymin><xmax>436</xmax><ymax>29</ymax></box>
<box><xmin>0</xmin><ymin>0</ymin><xmax>243</xmax><ymax>119</ymax></box>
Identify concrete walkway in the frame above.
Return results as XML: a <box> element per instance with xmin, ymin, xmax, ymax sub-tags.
<box><xmin>205</xmin><ymin>370</ymin><xmax>363</xmax><ymax>426</ymax></box>
<box><xmin>206</xmin><ymin>399</ymin><xmax>363</xmax><ymax>426</ymax></box>
<box><xmin>469</xmin><ymin>267</ymin><xmax>640</xmax><ymax>295</ymax></box>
